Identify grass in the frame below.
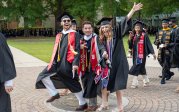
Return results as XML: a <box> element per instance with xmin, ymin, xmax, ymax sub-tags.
<box><xmin>7</xmin><ymin>37</ymin><xmax>55</xmax><ymax>62</ymax></box>
<box><xmin>7</xmin><ymin>35</ymin><xmax>155</xmax><ymax>62</ymax></box>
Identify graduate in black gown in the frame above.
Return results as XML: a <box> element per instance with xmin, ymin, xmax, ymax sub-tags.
<box><xmin>97</xmin><ymin>3</ymin><xmax>143</xmax><ymax>112</ymax></box>
<box><xmin>36</xmin><ymin>19</ymin><xmax>79</xmax><ymax>100</ymax></box>
<box><xmin>0</xmin><ymin>32</ymin><xmax>16</xmax><ymax>112</ymax></box>
<box><xmin>36</xmin><ymin>13</ymin><xmax>87</xmax><ymax>111</ymax></box>
<box><xmin>59</xmin><ymin>19</ymin><xmax>78</xmax><ymax>96</ymax></box>
<box><xmin>78</xmin><ymin>21</ymin><xmax>106</xmax><ymax>111</ymax></box>
<box><xmin>169</xmin><ymin>17</ymin><xmax>179</xmax><ymax>68</ymax></box>
<box><xmin>174</xmin><ymin>29</ymin><xmax>179</xmax><ymax>92</ymax></box>
<box><xmin>154</xmin><ymin>18</ymin><xmax>175</xmax><ymax>84</ymax></box>
<box><xmin>53</xmin><ymin>13</ymin><xmax>88</xmax><ymax>111</ymax></box>
<box><xmin>128</xmin><ymin>21</ymin><xmax>156</xmax><ymax>89</ymax></box>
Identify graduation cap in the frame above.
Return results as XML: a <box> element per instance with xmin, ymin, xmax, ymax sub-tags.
<box><xmin>169</xmin><ymin>17</ymin><xmax>177</xmax><ymax>23</ymax></box>
<box><xmin>72</xmin><ymin>19</ymin><xmax>77</xmax><ymax>25</ymax></box>
<box><xmin>162</xmin><ymin>18</ymin><xmax>169</xmax><ymax>23</ymax></box>
<box><xmin>133</xmin><ymin>20</ymin><xmax>146</xmax><ymax>27</ymax></box>
<box><xmin>97</xmin><ymin>17</ymin><xmax>113</xmax><ymax>26</ymax></box>
<box><xmin>57</xmin><ymin>12</ymin><xmax>73</xmax><ymax>22</ymax></box>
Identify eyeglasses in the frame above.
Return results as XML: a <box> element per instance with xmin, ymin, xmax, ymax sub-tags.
<box><xmin>63</xmin><ymin>19</ymin><xmax>71</xmax><ymax>23</ymax></box>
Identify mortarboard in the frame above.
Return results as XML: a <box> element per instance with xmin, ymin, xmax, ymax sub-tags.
<box><xmin>162</xmin><ymin>18</ymin><xmax>169</xmax><ymax>23</ymax></box>
<box><xmin>57</xmin><ymin>12</ymin><xmax>73</xmax><ymax>22</ymax></box>
<box><xmin>72</xmin><ymin>19</ymin><xmax>77</xmax><ymax>25</ymax></box>
<box><xmin>97</xmin><ymin>17</ymin><xmax>113</xmax><ymax>26</ymax></box>
<box><xmin>133</xmin><ymin>20</ymin><xmax>147</xmax><ymax>27</ymax></box>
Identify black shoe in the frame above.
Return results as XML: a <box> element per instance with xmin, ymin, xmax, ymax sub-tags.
<box><xmin>161</xmin><ymin>78</ymin><xmax>165</xmax><ymax>84</ymax></box>
<box><xmin>158</xmin><ymin>75</ymin><xmax>162</xmax><ymax>78</ymax></box>
<box><xmin>166</xmin><ymin>72</ymin><xmax>174</xmax><ymax>80</ymax></box>
<box><xmin>75</xmin><ymin>103</ymin><xmax>88</xmax><ymax>111</ymax></box>
<box><xmin>46</xmin><ymin>93</ymin><xmax>60</xmax><ymax>102</ymax></box>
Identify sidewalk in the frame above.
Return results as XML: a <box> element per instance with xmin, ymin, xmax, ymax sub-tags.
<box><xmin>10</xmin><ymin>46</ymin><xmax>47</xmax><ymax>67</ymax></box>
<box><xmin>10</xmin><ymin>45</ymin><xmax>179</xmax><ymax>112</ymax></box>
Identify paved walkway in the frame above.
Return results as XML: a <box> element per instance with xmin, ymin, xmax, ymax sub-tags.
<box><xmin>10</xmin><ymin>45</ymin><xmax>179</xmax><ymax>112</ymax></box>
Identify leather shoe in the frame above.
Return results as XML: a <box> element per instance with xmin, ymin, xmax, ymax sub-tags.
<box><xmin>46</xmin><ymin>93</ymin><xmax>60</xmax><ymax>102</ymax></box>
<box><xmin>84</xmin><ymin>105</ymin><xmax>98</xmax><ymax>111</ymax></box>
<box><xmin>166</xmin><ymin>72</ymin><xmax>174</xmax><ymax>80</ymax></box>
<box><xmin>75</xmin><ymin>103</ymin><xmax>88</xmax><ymax>111</ymax></box>
<box><xmin>161</xmin><ymin>78</ymin><xmax>165</xmax><ymax>84</ymax></box>
<box><xmin>158</xmin><ymin>75</ymin><xmax>162</xmax><ymax>78</ymax></box>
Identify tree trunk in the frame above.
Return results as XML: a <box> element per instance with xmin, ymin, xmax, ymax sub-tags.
<box><xmin>55</xmin><ymin>0</ymin><xmax>63</xmax><ymax>32</ymax></box>
<box><xmin>24</xmin><ymin>17</ymin><xmax>30</xmax><ymax>37</ymax></box>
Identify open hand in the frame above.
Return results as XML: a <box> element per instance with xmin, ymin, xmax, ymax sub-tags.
<box><xmin>132</xmin><ymin>2</ymin><xmax>143</xmax><ymax>12</ymax></box>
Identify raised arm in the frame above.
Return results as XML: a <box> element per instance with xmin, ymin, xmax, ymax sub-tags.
<box><xmin>127</xmin><ymin>3</ymin><xmax>143</xmax><ymax>21</ymax></box>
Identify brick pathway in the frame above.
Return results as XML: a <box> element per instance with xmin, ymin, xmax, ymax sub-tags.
<box><xmin>10</xmin><ymin>46</ymin><xmax>179</xmax><ymax>112</ymax></box>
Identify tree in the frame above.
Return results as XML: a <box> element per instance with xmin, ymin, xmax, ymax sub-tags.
<box><xmin>0</xmin><ymin>0</ymin><xmax>49</xmax><ymax>36</ymax></box>
<box><xmin>98</xmin><ymin>0</ymin><xmax>129</xmax><ymax>17</ymax></box>
<box><xmin>61</xmin><ymin>0</ymin><xmax>97</xmax><ymax>26</ymax></box>
<box><xmin>131</xmin><ymin>0</ymin><xmax>179</xmax><ymax>18</ymax></box>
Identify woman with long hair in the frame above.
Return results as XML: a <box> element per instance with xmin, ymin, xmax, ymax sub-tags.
<box><xmin>97</xmin><ymin>3</ymin><xmax>143</xmax><ymax>112</ymax></box>
<box><xmin>128</xmin><ymin>21</ymin><xmax>156</xmax><ymax>88</ymax></box>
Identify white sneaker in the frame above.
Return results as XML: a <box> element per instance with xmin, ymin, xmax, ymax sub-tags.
<box><xmin>143</xmin><ymin>75</ymin><xmax>150</xmax><ymax>87</ymax></box>
<box><xmin>131</xmin><ymin>76</ymin><xmax>139</xmax><ymax>89</ymax></box>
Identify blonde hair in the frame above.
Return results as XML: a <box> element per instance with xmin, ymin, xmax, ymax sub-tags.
<box><xmin>99</xmin><ymin>25</ymin><xmax>113</xmax><ymax>43</ymax></box>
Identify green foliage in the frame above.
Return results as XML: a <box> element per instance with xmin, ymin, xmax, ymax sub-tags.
<box><xmin>130</xmin><ymin>0</ymin><xmax>179</xmax><ymax>17</ymax></box>
<box><xmin>0</xmin><ymin>0</ymin><xmax>48</xmax><ymax>27</ymax></box>
<box><xmin>99</xmin><ymin>0</ymin><xmax>129</xmax><ymax>17</ymax></box>
<box><xmin>62</xmin><ymin>0</ymin><xmax>97</xmax><ymax>24</ymax></box>
<box><xmin>1</xmin><ymin>0</ymin><xmax>179</xmax><ymax>29</ymax></box>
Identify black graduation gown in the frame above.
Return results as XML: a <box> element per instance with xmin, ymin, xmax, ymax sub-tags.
<box><xmin>35</xmin><ymin>65</ymin><xmax>66</xmax><ymax>89</ymax></box>
<box><xmin>0</xmin><ymin>33</ymin><xmax>16</xmax><ymax>112</ymax></box>
<box><xmin>129</xmin><ymin>34</ymin><xmax>154</xmax><ymax>76</ymax></box>
<box><xmin>81</xmin><ymin>35</ymin><xmax>105</xmax><ymax>98</ymax></box>
<box><xmin>36</xmin><ymin>32</ymin><xmax>81</xmax><ymax>93</ymax></box>
<box><xmin>107</xmin><ymin>17</ymin><xmax>131</xmax><ymax>93</ymax></box>
<box><xmin>154</xmin><ymin>29</ymin><xmax>175</xmax><ymax>67</ymax></box>
<box><xmin>171</xmin><ymin>28</ymin><xmax>179</xmax><ymax>68</ymax></box>
<box><xmin>56</xmin><ymin>32</ymin><xmax>82</xmax><ymax>93</ymax></box>
<box><xmin>35</xmin><ymin>50</ymin><xmax>66</xmax><ymax>89</ymax></box>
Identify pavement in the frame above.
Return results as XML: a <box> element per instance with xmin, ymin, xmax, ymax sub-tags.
<box><xmin>9</xmin><ymin>45</ymin><xmax>179</xmax><ymax>112</ymax></box>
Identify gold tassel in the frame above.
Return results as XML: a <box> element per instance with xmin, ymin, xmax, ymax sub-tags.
<box><xmin>70</xmin><ymin>45</ymin><xmax>78</xmax><ymax>55</ymax></box>
<box><xmin>57</xmin><ymin>54</ymin><xmax>60</xmax><ymax>62</ymax></box>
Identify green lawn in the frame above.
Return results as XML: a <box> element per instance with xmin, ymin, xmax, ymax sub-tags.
<box><xmin>7</xmin><ymin>35</ymin><xmax>155</xmax><ymax>62</ymax></box>
<box><xmin>7</xmin><ymin>37</ymin><xmax>55</xmax><ymax>62</ymax></box>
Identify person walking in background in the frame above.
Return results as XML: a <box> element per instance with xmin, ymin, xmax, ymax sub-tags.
<box><xmin>128</xmin><ymin>21</ymin><xmax>156</xmax><ymax>89</ymax></box>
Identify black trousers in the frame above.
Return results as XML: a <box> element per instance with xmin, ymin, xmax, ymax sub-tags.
<box><xmin>0</xmin><ymin>83</ymin><xmax>11</xmax><ymax>112</ymax></box>
<box><xmin>162</xmin><ymin>53</ymin><xmax>171</xmax><ymax>78</ymax></box>
<box><xmin>82</xmin><ymin>71</ymin><xmax>97</xmax><ymax>98</ymax></box>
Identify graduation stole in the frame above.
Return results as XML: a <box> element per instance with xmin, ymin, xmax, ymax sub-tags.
<box><xmin>133</xmin><ymin>33</ymin><xmax>145</xmax><ymax>64</ymax></box>
<box><xmin>66</xmin><ymin>32</ymin><xmax>77</xmax><ymax>63</ymax></box>
<box><xmin>94</xmin><ymin>39</ymin><xmax>112</xmax><ymax>84</ymax></box>
<box><xmin>47</xmin><ymin>32</ymin><xmax>76</xmax><ymax>71</ymax></box>
<box><xmin>47</xmin><ymin>33</ymin><xmax>62</xmax><ymax>71</ymax></box>
<box><xmin>159</xmin><ymin>29</ymin><xmax>171</xmax><ymax>46</ymax></box>
<box><xmin>78</xmin><ymin>40</ymin><xmax>88</xmax><ymax>76</ymax></box>
<box><xmin>78</xmin><ymin>35</ymin><xmax>101</xmax><ymax>76</ymax></box>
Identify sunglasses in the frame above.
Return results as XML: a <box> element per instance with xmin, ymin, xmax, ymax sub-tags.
<box><xmin>63</xmin><ymin>19</ymin><xmax>71</xmax><ymax>23</ymax></box>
